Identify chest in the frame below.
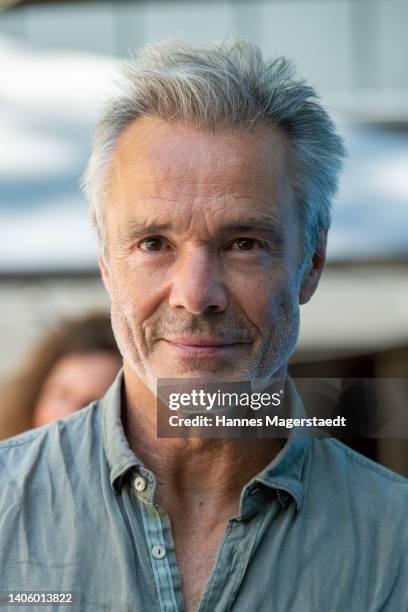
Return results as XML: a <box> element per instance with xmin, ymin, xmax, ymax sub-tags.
<box><xmin>6</xmin><ymin>486</ymin><xmax>398</xmax><ymax>612</ymax></box>
<box><xmin>172</xmin><ymin>520</ymin><xmax>228</xmax><ymax>612</ymax></box>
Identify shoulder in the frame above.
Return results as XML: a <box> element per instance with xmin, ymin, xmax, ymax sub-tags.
<box><xmin>0</xmin><ymin>400</ymin><xmax>100</xmax><ymax>449</ymax></box>
<box><xmin>311</xmin><ymin>436</ymin><xmax>408</xmax><ymax>488</ymax></box>
<box><xmin>304</xmin><ymin>438</ymin><xmax>408</xmax><ymax>599</ymax></box>
<box><xmin>0</xmin><ymin>402</ymin><xmax>101</xmax><ymax>497</ymax></box>
<box><xmin>0</xmin><ymin>403</ymin><xmax>105</xmax><ymax>582</ymax></box>
<box><xmin>308</xmin><ymin>436</ymin><xmax>408</xmax><ymax>529</ymax></box>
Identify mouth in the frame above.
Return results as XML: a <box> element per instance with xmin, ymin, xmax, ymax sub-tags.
<box><xmin>160</xmin><ymin>335</ymin><xmax>251</xmax><ymax>358</ymax></box>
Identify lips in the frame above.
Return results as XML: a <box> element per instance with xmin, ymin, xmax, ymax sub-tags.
<box><xmin>160</xmin><ymin>335</ymin><xmax>251</xmax><ymax>358</ymax></box>
<box><xmin>162</xmin><ymin>335</ymin><xmax>249</xmax><ymax>347</ymax></box>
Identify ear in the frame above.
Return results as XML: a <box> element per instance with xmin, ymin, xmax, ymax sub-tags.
<box><xmin>299</xmin><ymin>230</ymin><xmax>327</xmax><ymax>305</ymax></box>
<box><xmin>98</xmin><ymin>254</ymin><xmax>113</xmax><ymax>298</ymax></box>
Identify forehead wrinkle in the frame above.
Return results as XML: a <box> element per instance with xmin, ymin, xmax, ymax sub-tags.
<box><xmin>112</xmin><ymin>170</ymin><xmax>284</xmax><ymax>208</ymax></box>
<box><xmin>112</xmin><ymin>169</ymin><xmax>286</xmax><ymax>235</ymax></box>
<box><xmin>117</xmin><ymin>202</ymin><xmax>284</xmax><ymax>246</ymax></box>
<box><xmin>108</xmin><ymin>164</ymin><xmax>288</xmax><ymax>241</ymax></box>
<box><xmin>111</xmin><ymin>166</ymin><xmax>235</xmax><ymax>205</ymax></box>
<box><xmin>114</xmin><ymin>120</ymin><xmax>289</xmax><ymax>186</ymax></box>
<box><xmin>107</xmin><ymin>117</ymin><xmax>294</xmax><ymax>231</ymax></box>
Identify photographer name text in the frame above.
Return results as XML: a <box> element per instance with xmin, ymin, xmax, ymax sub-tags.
<box><xmin>168</xmin><ymin>415</ymin><xmax>347</xmax><ymax>429</ymax></box>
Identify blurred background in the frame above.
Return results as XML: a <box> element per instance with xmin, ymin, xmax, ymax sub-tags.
<box><xmin>0</xmin><ymin>0</ymin><xmax>407</xmax><ymax>470</ymax></box>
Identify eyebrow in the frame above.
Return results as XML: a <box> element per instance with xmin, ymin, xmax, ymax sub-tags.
<box><xmin>118</xmin><ymin>222</ymin><xmax>172</xmax><ymax>244</ymax></box>
<box><xmin>217</xmin><ymin>219</ymin><xmax>283</xmax><ymax>240</ymax></box>
<box><xmin>119</xmin><ymin>216</ymin><xmax>284</xmax><ymax>243</ymax></box>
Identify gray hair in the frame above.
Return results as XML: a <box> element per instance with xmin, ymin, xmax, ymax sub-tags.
<box><xmin>82</xmin><ymin>39</ymin><xmax>345</xmax><ymax>262</ymax></box>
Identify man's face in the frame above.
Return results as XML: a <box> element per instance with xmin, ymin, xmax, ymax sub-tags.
<box><xmin>100</xmin><ymin>116</ymin><xmax>319</xmax><ymax>389</ymax></box>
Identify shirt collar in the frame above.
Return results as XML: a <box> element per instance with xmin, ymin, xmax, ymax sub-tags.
<box><xmin>101</xmin><ymin>370</ymin><xmax>310</xmax><ymax>509</ymax></box>
<box><xmin>101</xmin><ymin>369</ymin><xmax>141</xmax><ymax>491</ymax></box>
<box><xmin>244</xmin><ymin>378</ymin><xmax>310</xmax><ymax>512</ymax></box>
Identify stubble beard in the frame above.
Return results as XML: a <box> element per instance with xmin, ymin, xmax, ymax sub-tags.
<box><xmin>109</xmin><ymin>291</ymin><xmax>300</xmax><ymax>396</ymax></box>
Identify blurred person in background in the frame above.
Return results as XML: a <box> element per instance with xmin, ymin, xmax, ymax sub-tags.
<box><xmin>0</xmin><ymin>312</ymin><xmax>121</xmax><ymax>440</ymax></box>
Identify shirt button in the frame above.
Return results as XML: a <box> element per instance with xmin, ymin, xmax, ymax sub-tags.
<box><xmin>134</xmin><ymin>476</ymin><xmax>147</xmax><ymax>492</ymax></box>
<box><xmin>152</xmin><ymin>544</ymin><xmax>166</xmax><ymax>560</ymax></box>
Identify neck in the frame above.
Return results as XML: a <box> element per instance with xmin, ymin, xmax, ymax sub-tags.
<box><xmin>122</xmin><ymin>362</ymin><xmax>286</xmax><ymax>516</ymax></box>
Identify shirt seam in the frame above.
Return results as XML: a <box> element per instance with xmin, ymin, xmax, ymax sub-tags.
<box><xmin>102</xmin><ymin>397</ymin><xmax>115</xmax><ymax>478</ymax></box>
<box><xmin>327</xmin><ymin>438</ymin><xmax>408</xmax><ymax>485</ymax></box>
<box><xmin>0</xmin><ymin>431</ymin><xmax>45</xmax><ymax>449</ymax></box>
<box><xmin>198</xmin><ymin>521</ymin><xmax>234</xmax><ymax>610</ymax></box>
<box><xmin>226</xmin><ymin>509</ymin><xmax>270</xmax><ymax>610</ymax></box>
<box><xmin>0</xmin><ymin>404</ymin><xmax>98</xmax><ymax>450</ymax></box>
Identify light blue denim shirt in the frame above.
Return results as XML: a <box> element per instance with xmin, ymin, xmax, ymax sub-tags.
<box><xmin>0</xmin><ymin>371</ymin><xmax>407</xmax><ymax>611</ymax></box>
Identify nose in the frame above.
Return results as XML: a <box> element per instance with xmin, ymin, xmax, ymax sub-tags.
<box><xmin>168</xmin><ymin>246</ymin><xmax>228</xmax><ymax>315</ymax></box>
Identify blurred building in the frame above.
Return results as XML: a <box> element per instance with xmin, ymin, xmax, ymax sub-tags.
<box><xmin>1</xmin><ymin>0</ymin><xmax>407</xmax><ymax>472</ymax></box>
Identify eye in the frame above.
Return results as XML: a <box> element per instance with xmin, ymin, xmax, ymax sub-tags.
<box><xmin>230</xmin><ymin>238</ymin><xmax>261</xmax><ymax>251</ymax></box>
<box><xmin>139</xmin><ymin>236</ymin><xmax>166</xmax><ymax>252</ymax></box>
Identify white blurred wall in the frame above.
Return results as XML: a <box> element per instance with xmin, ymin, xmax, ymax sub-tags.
<box><xmin>2</xmin><ymin>0</ymin><xmax>408</xmax><ymax>108</ymax></box>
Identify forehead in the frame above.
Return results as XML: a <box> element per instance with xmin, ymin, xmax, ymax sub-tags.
<box><xmin>105</xmin><ymin>116</ymin><xmax>293</xmax><ymax>226</ymax></box>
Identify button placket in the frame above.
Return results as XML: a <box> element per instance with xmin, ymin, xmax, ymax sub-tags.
<box><xmin>139</xmin><ymin>499</ymin><xmax>179</xmax><ymax>611</ymax></box>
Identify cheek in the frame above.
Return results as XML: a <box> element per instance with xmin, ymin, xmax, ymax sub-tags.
<box><xmin>110</xmin><ymin>260</ymin><xmax>160</xmax><ymax>324</ymax></box>
<box><xmin>229</xmin><ymin>267</ymin><xmax>299</xmax><ymax>326</ymax></box>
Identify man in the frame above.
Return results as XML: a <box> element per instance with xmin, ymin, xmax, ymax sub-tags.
<box><xmin>1</xmin><ymin>40</ymin><xmax>407</xmax><ymax>612</ymax></box>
